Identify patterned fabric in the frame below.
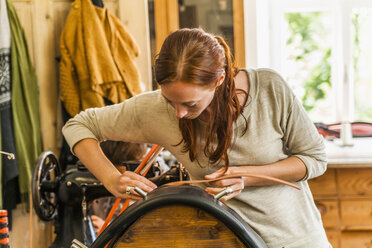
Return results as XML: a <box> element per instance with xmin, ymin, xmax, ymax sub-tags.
<box><xmin>0</xmin><ymin>48</ymin><xmax>10</xmax><ymax>110</ymax></box>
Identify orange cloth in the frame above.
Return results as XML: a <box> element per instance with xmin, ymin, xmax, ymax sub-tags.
<box><xmin>60</xmin><ymin>0</ymin><xmax>142</xmax><ymax>116</ymax></box>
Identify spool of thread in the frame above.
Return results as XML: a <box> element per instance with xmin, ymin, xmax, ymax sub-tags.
<box><xmin>0</xmin><ymin>210</ymin><xmax>9</xmax><ymax>248</ymax></box>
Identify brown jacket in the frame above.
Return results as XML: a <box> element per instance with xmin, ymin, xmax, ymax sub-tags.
<box><xmin>60</xmin><ymin>0</ymin><xmax>142</xmax><ymax>116</ymax></box>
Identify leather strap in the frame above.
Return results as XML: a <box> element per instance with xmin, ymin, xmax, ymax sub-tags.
<box><xmin>165</xmin><ymin>173</ymin><xmax>301</xmax><ymax>190</ymax></box>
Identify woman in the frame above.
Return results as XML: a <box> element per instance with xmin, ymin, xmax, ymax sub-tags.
<box><xmin>63</xmin><ymin>28</ymin><xmax>330</xmax><ymax>247</ymax></box>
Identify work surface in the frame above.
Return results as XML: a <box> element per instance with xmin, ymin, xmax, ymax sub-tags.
<box><xmin>324</xmin><ymin>137</ymin><xmax>372</xmax><ymax>166</ymax></box>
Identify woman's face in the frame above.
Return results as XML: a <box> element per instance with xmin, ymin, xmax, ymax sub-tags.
<box><xmin>161</xmin><ymin>81</ymin><xmax>217</xmax><ymax>120</ymax></box>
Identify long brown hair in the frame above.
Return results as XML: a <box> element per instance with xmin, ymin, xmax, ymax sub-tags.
<box><xmin>100</xmin><ymin>141</ymin><xmax>147</xmax><ymax>165</ymax></box>
<box><xmin>155</xmin><ymin>28</ymin><xmax>246</xmax><ymax>169</ymax></box>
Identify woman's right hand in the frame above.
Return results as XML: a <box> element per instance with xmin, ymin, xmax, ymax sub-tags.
<box><xmin>73</xmin><ymin>139</ymin><xmax>157</xmax><ymax>199</ymax></box>
<box><xmin>105</xmin><ymin>170</ymin><xmax>157</xmax><ymax>200</ymax></box>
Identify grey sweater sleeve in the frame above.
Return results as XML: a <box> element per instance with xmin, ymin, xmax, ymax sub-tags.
<box><xmin>62</xmin><ymin>96</ymin><xmax>149</xmax><ymax>153</ymax></box>
<box><xmin>283</xmin><ymin>95</ymin><xmax>327</xmax><ymax>180</ymax></box>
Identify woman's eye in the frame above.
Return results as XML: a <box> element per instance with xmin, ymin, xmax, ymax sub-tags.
<box><xmin>185</xmin><ymin>103</ymin><xmax>197</xmax><ymax>108</ymax></box>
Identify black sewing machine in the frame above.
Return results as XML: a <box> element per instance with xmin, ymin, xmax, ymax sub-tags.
<box><xmin>31</xmin><ymin>151</ymin><xmax>189</xmax><ymax>248</ymax></box>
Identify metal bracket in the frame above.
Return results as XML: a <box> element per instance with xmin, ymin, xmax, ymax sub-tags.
<box><xmin>71</xmin><ymin>239</ymin><xmax>88</xmax><ymax>248</ymax></box>
<box><xmin>0</xmin><ymin>151</ymin><xmax>15</xmax><ymax>160</ymax></box>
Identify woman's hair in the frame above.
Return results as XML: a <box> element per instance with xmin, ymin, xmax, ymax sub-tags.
<box><xmin>155</xmin><ymin>28</ymin><xmax>247</xmax><ymax>169</ymax></box>
<box><xmin>100</xmin><ymin>141</ymin><xmax>147</xmax><ymax>165</ymax></box>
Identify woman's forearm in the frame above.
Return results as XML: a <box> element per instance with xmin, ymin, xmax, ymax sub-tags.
<box><xmin>73</xmin><ymin>138</ymin><xmax>121</xmax><ymax>188</ymax></box>
<box><xmin>73</xmin><ymin>138</ymin><xmax>157</xmax><ymax>198</ymax></box>
<box><xmin>236</xmin><ymin>156</ymin><xmax>307</xmax><ymax>186</ymax></box>
<box><xmin>204</xmin><ymin>156</ymin><xmax>307</xmax><ymax>200</ymax></box>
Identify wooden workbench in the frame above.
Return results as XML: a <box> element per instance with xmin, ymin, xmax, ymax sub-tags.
<box><xmin>308</xmin><ymin>138</ymin><xmax>372</xmax><ymax>248</ymax></box>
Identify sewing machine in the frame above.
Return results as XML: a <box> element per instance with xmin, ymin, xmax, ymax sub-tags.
<box><xmin>31</xmin><ymin>151</ymin><xmax>189</xmax><ymax>248</ymax></box>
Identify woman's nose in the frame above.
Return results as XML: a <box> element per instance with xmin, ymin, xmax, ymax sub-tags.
<box><xmin>175</xmin><ymin>105</ymin><xmax>188</xmax><ymax>119</ymax></box>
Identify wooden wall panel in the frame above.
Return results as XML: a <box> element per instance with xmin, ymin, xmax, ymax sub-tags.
<box><xmin>233</xmin><ymin>0</ymin><xmax>245</xmax><ymax>68</ymax></box>
<box><xmin>154</xmin><ymin>0</ymin><xmax>179</xmax><ymax>54</ymax></box>
<box><xmin>51</xmin><ymin>1</ymin><xmax>71</xmax><ymax>57</ymax></box>
<box><xmin>51</xmin><ymin>0</ymin><xmax>71</xmax><ymax>146</ymax></box>
<box><xmin>118</xmin><ymin>0</ymin><xmax>152</xmax><ymax>91</ymax></box>
<box><xmin>7</xmin><ymin>0</ymin><xmax>152</xmax><ymax>247</ymax></box>
<box><xmin>33</xmin><ymin>0</ymin><xmax>60</xmax><ymax>155</ymax></box>
<box><xmin>9</xmin><ymin>0</ymin><xmax>60</xmax><ymax>246</ymax></box>
<box><xmin>104</xmin><ymin>0</ymin><xmax>118</xmax><ymax>16</ymax></box>
<box><xmin>10</xmin><ymin>204</ymin><xmax>54</xmax><ymax>248</ymax></box>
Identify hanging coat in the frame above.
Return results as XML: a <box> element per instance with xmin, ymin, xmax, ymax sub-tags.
<box><xmin>60</xmin><ymin>0</ymin><xmax>142</xmax><ymax>117</ymax></box>
<box><xmin>6</xmin><ymin>0</ymin><xmax>42</xmax><ymax>202</ymax></box>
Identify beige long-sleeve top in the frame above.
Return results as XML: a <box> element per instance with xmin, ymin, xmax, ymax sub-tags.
<box><xmin>63</xmin><ymin>68</ymin><xmax>330</xmax><ymax>247</ymax></box>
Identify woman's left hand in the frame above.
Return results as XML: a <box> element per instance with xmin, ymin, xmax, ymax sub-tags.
<box><xmin>204</xmin><ymin>167</ymin><xmax>245</xmax><ymax>201</ymax></box>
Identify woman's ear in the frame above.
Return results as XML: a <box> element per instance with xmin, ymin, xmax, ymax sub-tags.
<box><xmin>217</xmin><ymin>71</ymin><xmax>226</xmax><ymax>86</ymax></box>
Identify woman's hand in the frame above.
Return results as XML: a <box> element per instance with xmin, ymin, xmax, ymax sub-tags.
<box><xmin>204</xmin><ymin>167</ymin><xmax>245</xmax><ymax>201</ymax></box>
<box><xmin>204</xmin><ymin>157</ymin><xmax>307</xmax><ymax>201</ymax></box>
<box><xmin>73</xmin><ymin>139</ymin><xmax>158</xmax><ymax>200</ymax></box>
<box><xmin>105</xmin><ymin>170</ymin><xmax>157</xmax><ymax>200</ymax></box>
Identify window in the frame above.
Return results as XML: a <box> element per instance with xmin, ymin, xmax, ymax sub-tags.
<box><xmin>283</xmin><ymin>11</ymin><xmax>333</xmax><ymax>122</ymax></box>
<box><xmin>257</xmin><ymin>0</ymin><xmax>372</xmax><ymax>123</ymax></box>
<box><xmin>352</xmin><ymin>8</ymin><xmax>372</xmax><ymax>122</ymax></box>
<box><xmin>178</xmin><ymin>0</ymin><xmax>235</xmax><ymax>55</ymax></box>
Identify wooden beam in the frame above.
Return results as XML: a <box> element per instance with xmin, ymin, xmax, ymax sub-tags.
<box><xmin>118</xmin><ymin>0</ymin><xmax>152</xmax><ymax>91</ymax></box>
<box><xmin>166</xmin><ymin>0</ymin><xmax>179</xmax><ymax>33</ymax></box>
<box><xmin>32</xmin><ymin>0</ymin><xmax>59</xmax><ymax>154</ymax></box>
<box><xmin>154</xmin><ymin>0</ymin><xmax>179</xmax><ymax>54</ymax></box>
<box><xmin>233</xmin><ymin>0</ymin><xmax>245</xmax><ymax>68</ymax></box>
